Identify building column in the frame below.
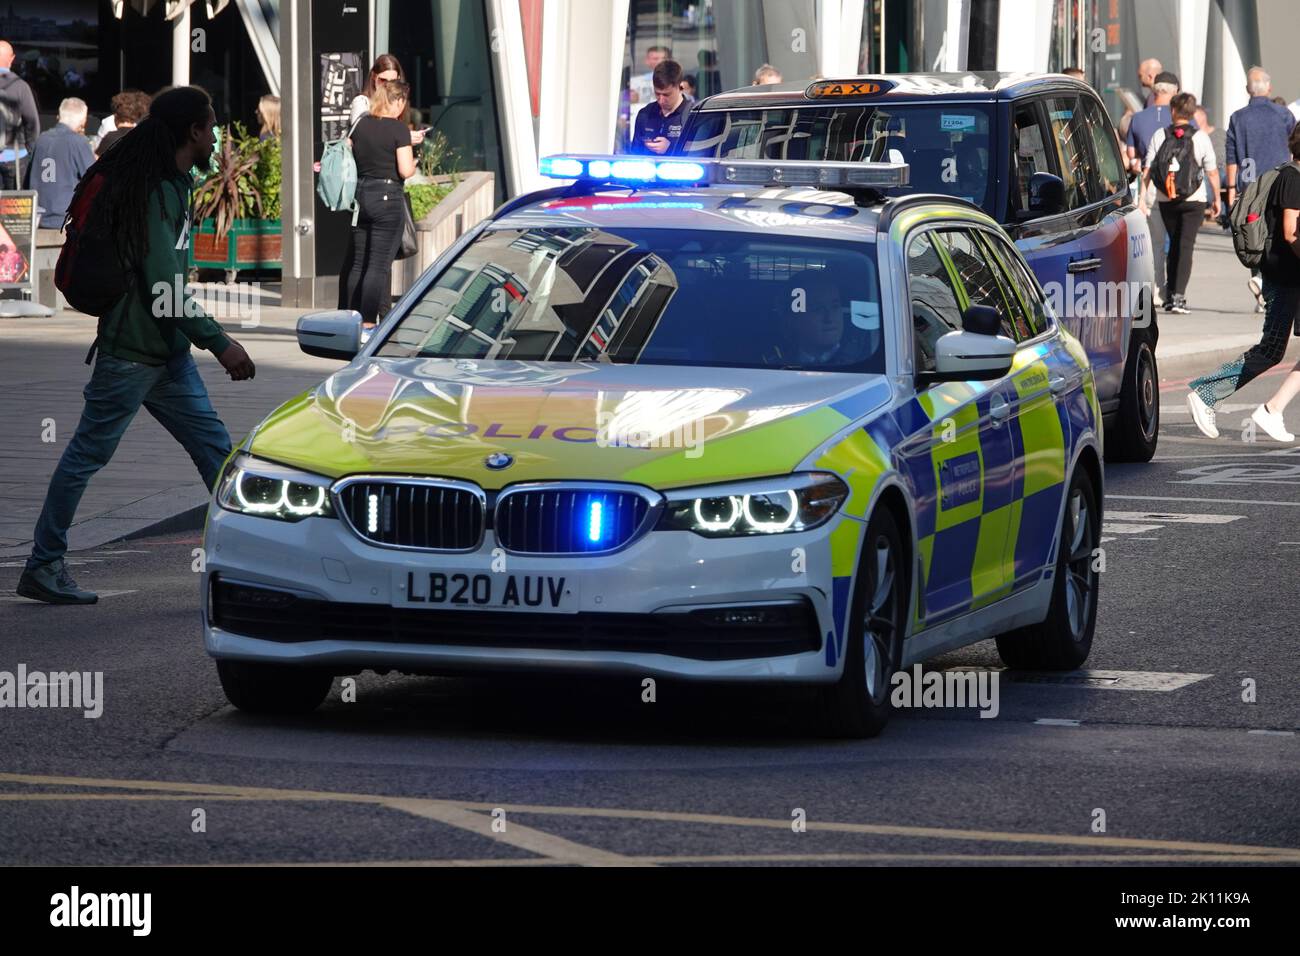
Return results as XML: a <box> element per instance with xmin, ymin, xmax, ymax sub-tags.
<box><xmin>995</xmin><ymin>0</ymin><xmax>1053</xmax><ymax>73</ymax></box>
<box><xmin>172</xmin><ymin>2</ymin><xmax>191</xmax><ymax>88</ymax></box>
<box><xmin>538</xmin><ymin>0</ymin><xmax>629</xmax><ymax>162</ymax></box>
<box><xmin>486</xmin><ymin>0</ymin><xmax>540</xmax><ymax>197</ymax></box>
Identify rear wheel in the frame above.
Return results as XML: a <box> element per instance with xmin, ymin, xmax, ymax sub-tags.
<box><xmin>1106</xmin><ymin>334</ymin><xmax>1159</xmax><ymax>462</ymax></box>
<box><xmin>996</xmin><ymin>467</ymin><xmax>1100</xmax><ymax>670</ymax></box>
<box><xmin>818</xmin><ymin>508</ymin><xmax>908</xmax><ymax>738</ymax></box>
<box><xmin>216</xmin><ymin>660</ymin><xmax>334</xmax><ymax>715</ymax></box>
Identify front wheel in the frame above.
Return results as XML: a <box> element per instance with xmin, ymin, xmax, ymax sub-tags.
<box><xmin>216</xmin><ymin>660</ymin><xmax>334</xmax><ymax>715</ymax></box>
<box><xmin>1106</xmin><ymin>335</ymin><xmax>1159</xmax><ymax>462</ymax></box>
<box><xmin>818</xmin><ymin>508</ymin><xmax>908</xmax><ymax>738</ymax></box>
<box><xmin>996</xmin><ymin>467</ymin><xmax>1100</xmax><ymax>670</ymax></box>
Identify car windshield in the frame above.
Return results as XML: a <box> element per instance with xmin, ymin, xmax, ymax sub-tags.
<box><xmin>680</xmin><ymin>103</ymin><xmax>995</xmax><ymax>213</ymax></box>
<box><xmin>375</xmin><ymin>226</ymin><xmax>886</xmax><ymax>373</ymax></box>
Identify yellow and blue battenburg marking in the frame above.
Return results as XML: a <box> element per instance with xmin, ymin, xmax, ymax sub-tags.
<box><xmin>812</xmin><ymin>338</ymin><xmax>1095</xmax><ymax>667</ymax></box>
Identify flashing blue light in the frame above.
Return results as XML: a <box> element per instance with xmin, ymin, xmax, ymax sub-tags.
<box><xmin>587</xmin><ymin>499</ymin><xmax>604</xmax><ymax>543</ymax></box>
<box><xmin>587</xmin><ymin>159</ymin><xmax>612</xmax><ymax>179</ymax></box>
<box><xmin>656</xmin><ymin>161</ymin><xmax>706</xmax><ymax>182</ymax></box>
<box><xmin>541</xmin><ymin>156</ymin><xmax>584</xmax><ymax>178</ymax></box>
<box><xmin>611</xmin><ymin>160</ymin><xmax>657</xmax><ymax>181</ymax></box>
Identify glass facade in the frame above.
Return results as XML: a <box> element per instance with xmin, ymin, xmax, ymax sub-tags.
<box><xmin>618</xmin><ymin>0</ymin><xmax>820</xmax><ymax>151</ymax></box>
<box><xmin>377</xmin><ymin>0</ymin><xmax>508</xmax><ymax>202</ymax></box>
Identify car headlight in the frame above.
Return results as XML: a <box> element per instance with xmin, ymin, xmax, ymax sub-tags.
<box><xmin>658</xmin><ymin>473</ymin><xmax>848</xmax><ymax>537</ymax></box>
<box><xmin>215</xmin><ymin>454</ymin><xmax>335</xmax><ymax>521</ymax></box>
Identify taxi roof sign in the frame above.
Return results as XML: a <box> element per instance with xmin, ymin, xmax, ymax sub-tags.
<box><xmin>804</xmin><ymin>78</ymin><xmax>897</xmax><ymax>99</ymax></box>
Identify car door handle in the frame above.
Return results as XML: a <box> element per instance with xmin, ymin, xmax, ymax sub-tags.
<box><xmin>1067</xmin><ymin>257</ymin><xmax>1102</xmax><ymax>273</ymax></box>
<box><xmin>1049</xmin><ymin>373</ymin><xmax>1070</xmax><ymax>395</ymax></box>
<box><xmin>989</xmin><ymin>393</ymin><xmax>1011</xmax><ymax>422</ymax></box>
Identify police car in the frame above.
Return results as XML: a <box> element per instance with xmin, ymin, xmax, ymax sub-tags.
<box><xmin>679</xmin><ymin>73</ymin><xmax>1159</xmax><ymax>461</ymax></box>
<box><xmin>202</xmin><ymin>155</ymin><xmax>1103</xmax><ymax>738</ymax></box>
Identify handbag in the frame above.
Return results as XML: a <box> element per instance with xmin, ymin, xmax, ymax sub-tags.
<box><xmin>396</xmin><ymin>192</ymin><xmax>417</xmax><ymax>260</ymax></box>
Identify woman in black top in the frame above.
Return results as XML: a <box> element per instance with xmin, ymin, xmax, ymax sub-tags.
<box><xmin>338</xmin><ymin>79</ymin><xmax>422</xmax><ymax>327</ymax></box>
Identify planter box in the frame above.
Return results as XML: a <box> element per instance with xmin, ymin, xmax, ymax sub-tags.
<box><xmin>189</xmin><ymin>218</ymin><xmax>282</xmax><ymax>278</ymax></box>
<box><xmin>392</xmin><ymin>172</ymin><xmax>496</xmax><ymax>297</ymax></box>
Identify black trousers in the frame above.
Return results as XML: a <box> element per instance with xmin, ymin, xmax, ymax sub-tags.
<box><xmin>1</xmin><ymin>156</ymin><xmax>27</xmax><ymax>191</ymax></box>
<box><xmin>338</xmin><ymin>179</ymin><xmax>405</xmax><ymax>325</ymax></box>
<box><xmin>1158</xmin><ymin>199</ymin><xmax>1206</xmax><ymax>297</ymax></box>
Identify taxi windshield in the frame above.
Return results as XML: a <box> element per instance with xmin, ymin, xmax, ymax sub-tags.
<box><xmin>375</xmin><ymin>226</ymin><xmax>885</xmax><ymax>374</ymax></box>
<box><xmin>679</xmin><ymin>103</ymin><xmax>995</xmax><ymax>212</ymax></box>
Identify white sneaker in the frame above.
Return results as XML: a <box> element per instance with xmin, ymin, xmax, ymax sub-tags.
<box><xmin>1251</xmin><ymin>403</ymin><xmax>1294</xmax><ymax>442</ymax></box>
<box><xmin>1186</xmin><ymin>391</ymin><xmax>1219</xmax><ymax>438</ymax></box>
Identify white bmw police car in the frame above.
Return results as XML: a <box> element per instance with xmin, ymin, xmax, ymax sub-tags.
<box><xmin>203</xmin><ymin>155</ymin><xmax>1103</xmax><ymax>737</ymax></box>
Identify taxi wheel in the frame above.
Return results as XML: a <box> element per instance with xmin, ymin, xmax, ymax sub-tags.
<box><xmin>216</xmin><ymin>660</ymin><xmax>334</xmax><ymax>715</ymax></box>
<box><xmin>1106</xmin><ymin>335</ymin><xmax>1159</xmax><ymax>462</ymax></box>
<box><xmin>818</xmin><ymin>507</ymin><xmax>907</xmax><ymax>738</ymax></box>
<box><xmin>996</xmin><ymin>468</ymin><xmax>1099</xmax><ymax>670</ymax></box>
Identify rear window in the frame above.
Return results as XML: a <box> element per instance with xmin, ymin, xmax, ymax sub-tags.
<box><xmin>376</xmin><ymin>226</ymin><xmax>886</xmax><ymax>374</ymax></box>
<box><xmin>680</xmin><ymin>103</ymin><xmax>996</xmax><ymax>213</ymax></box>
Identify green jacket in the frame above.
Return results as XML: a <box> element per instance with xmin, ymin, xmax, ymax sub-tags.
<box><xmin>97</xmin><ymin>173</ymin><xmax>232</xmax><ymax>365</ymax></box>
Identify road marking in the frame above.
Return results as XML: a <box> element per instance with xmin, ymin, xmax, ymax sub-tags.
<box><xmin>1034</xmin><ymin>718</ymin><xmax>1081</xmax><ymax>726</ymax></box>
<box><xmin>1107</xmin><ymin>494</ymin><xmax>1300</xmax><ymax>507</ymax></box>
<box><xmin>1102</xmin><ymin>523</ymin><xmax>1162</xmax><ymax>534</ymax></box>
<box><xmin>950</xmin><ymin>667</ymin><xmax>1211</xmax><ymax>691</ymax></box>
<box><xmin>1</xmin><ymin>589</ymin><xmax>137</xmax><ymax>604</ymax></box>
<box><xmin>1</xmin><ymin>771</ymin><xmax>1295</xmax><ymax>860</ymax></box>
<box><xmin>1105</xmin><ymin>511</ymin><xmax>1245</xmax><ymax>524</ymax></box>
<box><xmin>1246</xmin><ymin>730</ymin><xmax>1296</xmax><ymax>737</ymax></box>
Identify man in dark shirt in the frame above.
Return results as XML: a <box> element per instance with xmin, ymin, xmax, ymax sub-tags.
<box><xmin>1187</xmin><ymin>123</ymin><xmax>1300</xmax><ymax>442</ymax></box>
<box><xmin>26</xmin><ymin>97</ymin><xmax>95</xmax><ymax>228</ymax></box>
<box><xmin>629</xmin><ymin>59</ymin><xmax>690</xmax><ymax>155</ymax></box>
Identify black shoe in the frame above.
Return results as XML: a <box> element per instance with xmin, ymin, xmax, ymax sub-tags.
<box><xmin>16</xmin><ymin>560</ymin><xmax>98</xmax><ymax>605</ymax></box>
<box><xmin>1168</xmin><ymin>295</ymin><xmax>1190</xmax><ymax>315</ymax></box>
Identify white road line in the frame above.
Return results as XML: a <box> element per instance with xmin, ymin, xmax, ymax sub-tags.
<box><xmin>1</xmin><ymin>589</ymin><xmax>138</xmax><ymax>604</ymax></box>
<box><xmin>1102</xmin><ymin>523</ymin><xmax>1163</xmax><ymax>534</ymax></box>
<box><xmin>1035</xmin><ymin>718</ymin><xmax>1081</xmax><ymax>727</ymax></box>
<box><xmin>962</xmin><ymin>668</ymin><xmax>1212</xmax><ymax>692</ymax></box>
<box><xmin>1107</xmin><ymin>494</ymin><xmax>1300</xmax><ymax>507</ymax></box>
<box><xmin>1105</xmin><ymin>511</ymin><xmax>1245</xmax><ymax>524</ymax></box>
<box><xmin>1246</xmin><ymin>730</ymin><xmax>1296</xmax><ymax>737</ymax></box>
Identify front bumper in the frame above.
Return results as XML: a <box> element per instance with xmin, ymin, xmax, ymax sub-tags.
<box><xmin>201</xmin><ymin>502</ymin><xmax>853</xmax><ymax>682</ymax></box>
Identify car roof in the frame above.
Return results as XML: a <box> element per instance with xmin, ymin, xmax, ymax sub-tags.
<box><xmin>493</xmin><ymin>187</ymin><xmax>997</xmax><ymax>243</ymax></box>
<box><xmin>693</xmin><ymin>71</ymin><xmax>1094</xmax><ymax>112</ymax></box>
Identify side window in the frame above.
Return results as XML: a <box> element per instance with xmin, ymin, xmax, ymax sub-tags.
<box><xmin>932</xmin><ymin>229</ymin><xmax>1020</xmax><ymax>340</ymax></box>
<box><xmin>1045</xmin><ymin>95</ymin><xmax>1095</xmax><ymax>209</ymax></box>
<box><xmin>906</xmin><ymin>232</ymin><xmax>964</xmax><ymax>374</ymax></box>
<box><xmin>982</xmin><ymin>232</ymin><xmax>1052</xmax><ymax>338</ymax></box>
<box><xmin>1011</xmin><ymin>102</ymin><xmax>1052</xmax><ymax>216</ymax></box>
<box><xmin>1079</xmin><ymin>95</ymin><xmax>1126</xmax><ymax>198</ymax></box>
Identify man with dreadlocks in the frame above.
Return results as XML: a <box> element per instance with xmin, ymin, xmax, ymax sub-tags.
<box><xmin>18</xmin><ymin>86</ymin><xmax>256</xmax><ymax>605</ymax></box>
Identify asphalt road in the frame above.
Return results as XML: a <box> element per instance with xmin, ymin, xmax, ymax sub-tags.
<box><xmin>2</xmin><ymin>372</ymin><xmax>1298</xmax><ymax>867</ymax></box>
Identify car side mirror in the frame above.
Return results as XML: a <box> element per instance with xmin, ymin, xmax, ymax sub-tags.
<box><xmin>297</xmin><ymin>309</ymin><xmax>363</xmax><ymax>360</ymax></box>
<box><xmin>923</xmin><ymin>308</ymin><xmax>1016</xmax><ymax>383</ymax></box>
<box><xmin>1026</xmin><ymin>172</ymin><xmax>1066</xmax><ymax>217</ymax></box>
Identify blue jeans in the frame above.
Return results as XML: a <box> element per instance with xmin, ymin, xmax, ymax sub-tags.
<box><xmin>1191</xmin><ymin>278</ymin><xmax>1300</xmax><ymax>407</ymax></box>
<box><xmin>27</xmin><ymin>351</ymin><xmax>232</xmax><ymax>569</ymax></box>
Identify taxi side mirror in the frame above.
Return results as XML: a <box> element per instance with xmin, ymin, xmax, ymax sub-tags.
<box><xmin>298</xmin><ymin>309</ymin><xmax>363</xmax><ymax>360</ymax></box>
<box><xmin>1024</xmin><ymin>171</ymin><xmax>1066</xmax><ymax>218</ymax></box>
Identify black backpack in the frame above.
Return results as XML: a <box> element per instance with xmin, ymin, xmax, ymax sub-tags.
<box><xmin>54</xmin><ymin>169</ymin><xmax>133</xmax><ymax>316</ymax></box>
<box><xmin>1150</xmin><ymin>124</ymin><xmax>1203</xmax><ymax>201</ymax></box>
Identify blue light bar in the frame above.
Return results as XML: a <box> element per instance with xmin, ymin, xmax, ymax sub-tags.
<box><xmin>538</xmin><ymin>154</ymin><xmax>908</xmax><ymax>190</ymax></box>
<box><xmin>587</xmin><ymin>499</ymin><xmax>604</xmax><ymax>543</ymax></box>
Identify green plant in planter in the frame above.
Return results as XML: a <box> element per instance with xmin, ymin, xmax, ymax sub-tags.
<box><xmin>405</xmin><ymin>128</ymin><xmax>460</xmax><ymax>222</ymax></box>
<box><xmin>255</xmin><ymin>135</ymin><xmax>282</xmax><ymax>221</ymax></box>
<box><xmin>193</xmin><ymin>122</ymin><xmax>270</xmax><ymax>241</ymax></box>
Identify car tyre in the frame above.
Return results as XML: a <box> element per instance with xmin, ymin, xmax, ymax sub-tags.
<box><xmin>1106</xmin><ymin>333</ymin><xmax>1159</xmax><ymax>462</ymax></box>
<box><xmin>996</xmin><ymin>467</ymin><xmax>1100</xmax><ymax>670</ymax></box>
<box><xmin>818</xmin><ymin>507</ymin><xmax>908</xmax><ymax>738</ymax></box>
<box><xmin>216</xmin><ymin>660</ymin><xmax>334</xmax><ymax>715</ymax></box>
